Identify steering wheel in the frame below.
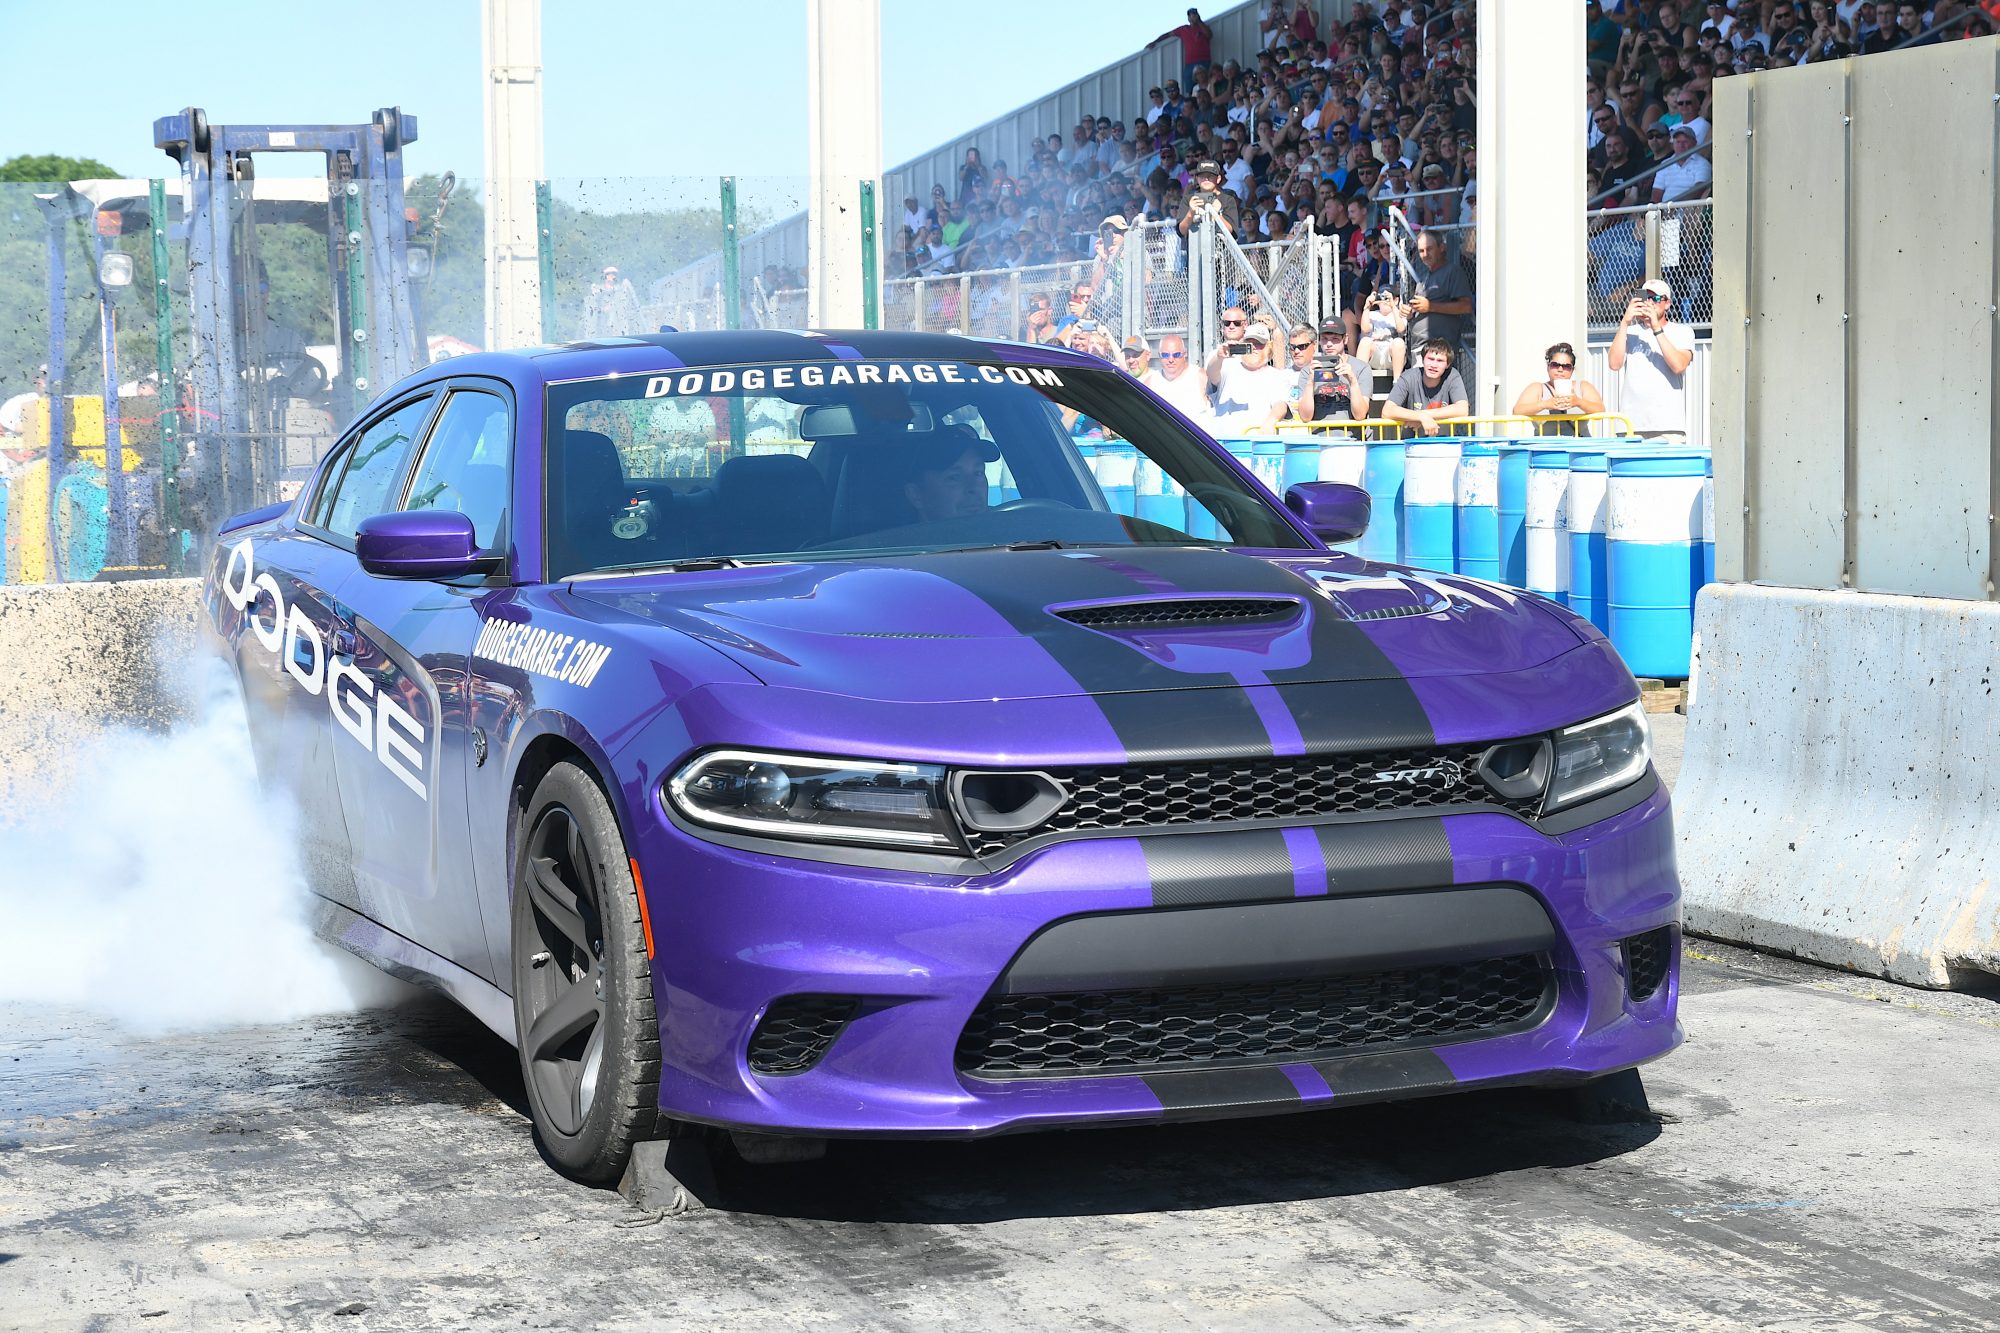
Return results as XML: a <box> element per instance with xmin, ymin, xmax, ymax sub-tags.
<box><xmin>993</xmin><ymin>496</ymin><xmax>1074</xmax><ymax>512</ymax></box>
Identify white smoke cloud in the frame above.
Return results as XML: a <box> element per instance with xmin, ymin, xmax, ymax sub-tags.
<box><xmin>0</xmin><ymin>654</ymin><xmax>413</xmax><ymax>1034</ymax></box>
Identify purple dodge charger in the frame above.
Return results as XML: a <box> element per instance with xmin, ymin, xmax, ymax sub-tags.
<box><xmin>204</xmin><ymin>330</ymin><xmax>1681</xmax><ymax>1183</ymax></box>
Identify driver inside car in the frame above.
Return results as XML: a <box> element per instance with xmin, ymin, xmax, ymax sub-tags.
<box><xmin>902</xmin><ymin>425</ymin><xmax>999</xmax><ymax>523</ymax></box>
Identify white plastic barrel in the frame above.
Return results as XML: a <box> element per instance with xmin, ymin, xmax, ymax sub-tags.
<box><xmin>1453</xmin><ymin>442</ymin><xmax>1500</xmax><ymax>581</ymax></box>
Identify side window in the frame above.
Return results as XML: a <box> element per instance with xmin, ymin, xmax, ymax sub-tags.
<box><xmin>323</xmin><ymin>396</ymin><xmax>435</xmax><ymax>539</ymax></box>
<box><xmin>402</xmin><ymin>389</ymin><xmax>511</xmax><ymax>548</ymax></box>
<box><xmin>307</xmin><ymin>440</ymin><xmax>355</xmax><ymax>530</ymax></box>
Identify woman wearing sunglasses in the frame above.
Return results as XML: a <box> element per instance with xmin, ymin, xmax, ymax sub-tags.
<box><xmin>1512</xmin><ymin>341</ymin><xmax>1606</xmax><ymax>434</ymax></box>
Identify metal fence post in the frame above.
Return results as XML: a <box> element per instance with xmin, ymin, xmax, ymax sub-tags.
<box><xmin>859</xmin><ymin>180</ymin><xmax>880</xmax><ymax>330</ymax></box>
<box><xmin>150</xmin><ymin>178</ymin><xmax>182</xmax><ymax>573</ymax></box>
<box><xmin>535</xmin><ymin>180</ymin><xmax>555</xmax><ymax>343</ymax></box>
<box><xmin>1009</xmin><ymin>268</ymin><xmax>1022</xmax><ymax>341</ymax></box>
<box><xmin>1644</xmin><ymin>207</ymin><xmax>1662</xmax><ymax>283</ymax></box>
<box><xmin>913</xmin><ymin>278</ymin><xmax>926</xmax><ymax>332</ymax></box>
<box><xmin>343</xmin><ymin>183</ymin><xmax>368</xmax><ymax>397</ymax></box>
<box><xmin>1122</xmin><ymin>226</ymin><xmax>1143</xmax><ymax>342</ymax></box>
<box><xmin>720</xmin><ymin>177</ymin><xmax>741</xmax><ymax>331</ymax></box>
<box><xmin>959</xmin><ymin>272</ymin><xmax>971</xmax><ymax>332</ymax></box>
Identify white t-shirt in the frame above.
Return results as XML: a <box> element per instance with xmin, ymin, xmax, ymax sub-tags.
<box><xmin>1616</xmin><ymin>321</ymin><xmax>1692</xmax><ymax>434</ymax></box>
<box><xmin>1145</xmin><ymin>366</ymin><xmax>1214</xmax><ymax>427</ymax></box>
<box><xmin>0</xmin><ymin>392</ymin><xmax>40</xmax><ymax>437</ymax></box>
<box><xmin>1211</xmin><ymin>359</ymin><xmax>1295</xmax><ymax>434</ymax></box>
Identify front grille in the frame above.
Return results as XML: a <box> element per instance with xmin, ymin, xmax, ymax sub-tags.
<box><xmin>956</xmin><ymin>954</ymin><xmax>1552</xmax><ymax>1078</ymax></box>
<box><xmin>1622</xmin><ymin>927</ymin><xmax>1675</xmax><ymax>1002</ymax></box>
<box><xmin>747</xmin><ymin>995</ymin><xmax>859</xmax><ymax>1075</ymax></box>
<box><xmin>1056</xmin><ymin>598</ymin><xmax>1298</xmax><ymax>629</ymax></box>
<box><xmin>963</xmin><ymin>746</ymin><xmax>1539</xmax><ymax>860</ymax></box>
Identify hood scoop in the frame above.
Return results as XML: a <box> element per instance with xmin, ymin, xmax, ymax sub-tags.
<box><xmin>1316</xmin><ymin>577</ymin><xmax>1452</xmax><ymax>623</ymax></box>
<box><xmin>1054</xmin><ymin>597</ymin><xmax>1301</xmax><ymax>630</ymax></box>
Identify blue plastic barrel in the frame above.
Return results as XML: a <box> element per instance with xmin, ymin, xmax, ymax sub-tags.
<box><xmin>1095</xmin><ymin>441</ymin><xmax>1137</xmax><ymax>517</ymax></box>
<box><xmin>1525</xmin><ymin>449</ymin><xmax>1572</xmax><ymax>605</ymax></box>
<box><xmin>1607</xmin><ymin>452</ymin><xmax>1708</xmax><ymax>679</ymax></box>
<box><xmin>1250</xmin><ymin>438</ymin><xmax>1287</xmax><ymax>500</ymax></box>
<box><xmin>1565</xmin><ymin>452</ymin><xmax>1612</xmax><ymax>630</ymax></box>
<box><xmin>1358</xmin><ymin>439</ymin><xmax>1407</xmax><ymax>565</ymax></box>
<box><xmin>1497</xmin><ymin>444</ymin><xmax>1535</xmax><ymax>587</ymax></box>
<box><xmin>1135</xmin><ymin>457</ymin><xmax>1185</xmax><ymax>532</ymax></box>
<box><xmin>1282</xmin><ymin>436</ymin><xmax>1320</xmax><ymax>492</ymax></box>
<box><xmin>1401</xmin><ymin>441</ymin><xmax>1461</xmax><ymax>574</ymax></box>
<box><xmin>1454</xmin><ymin>442</ymin><xmax>1500</xmax><ymax>581</ymax></box>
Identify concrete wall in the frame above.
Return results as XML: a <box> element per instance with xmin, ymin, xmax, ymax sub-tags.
<box><xmin>0</xmin><ymin>579</ymin><xmax>203</xmax><ymax>814</ymax></box>
<box><xmin>1710</xmin><ymin>39</ymin><xmax>2000</xmax><ymax>599</ymax></box>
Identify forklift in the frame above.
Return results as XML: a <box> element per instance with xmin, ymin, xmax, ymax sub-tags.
<box><xmin>13</xmin><ymin>108</ymin><xmax>440</xmax><ymax>582</ymax></box>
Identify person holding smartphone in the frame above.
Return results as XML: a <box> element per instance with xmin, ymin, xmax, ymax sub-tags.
<box><xmin>1607</xmin><ymin>279</ymin><xmax>1693</xmax><ymax>441</ymax></box>
<box><xmin>1513</xmin><ymin>341</ymin><xmax>1606</xmax><ymax>434</ymax></box>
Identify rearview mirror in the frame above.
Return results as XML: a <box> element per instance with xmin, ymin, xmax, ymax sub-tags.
<box><xmin>1284</xmin><ymin>481</ymin><xmax>1371</xmax><ymax>544</ymax></box>
<box><xmin>355</xmin><ymin>510</ymin><xmax>498</xmax><ymax>579</ymax></box>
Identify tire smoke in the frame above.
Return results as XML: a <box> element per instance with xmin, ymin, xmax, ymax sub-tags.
<box><xmin>0</xmin><ymin>654</ymin><xmax>413</xmax><ymax>1034</ymax></box>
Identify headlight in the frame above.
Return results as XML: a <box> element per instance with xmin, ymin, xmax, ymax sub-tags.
<box><xmin>667</xmin><ymin>750</ymin><xmax>958</xmax><ymax>850</ymax></box>
<box><xmin>1545</xmin><ymin>702</ymin><xmax>1651</xmax><ymax>813</ymax></box>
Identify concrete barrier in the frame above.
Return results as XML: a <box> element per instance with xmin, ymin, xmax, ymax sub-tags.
<box><xmin>1676</xmin><ymin>583</ymin><xmax>2000</xmax><ymax>989</ymax></box>
<box><xmin>0</xmin><ymin>578</ymin><xmax>203</xmax><ymax>814</ymax></box>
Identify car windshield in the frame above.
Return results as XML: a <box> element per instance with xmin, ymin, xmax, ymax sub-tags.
<box><xmin>541</xmin><ymin>358</ymin><xmax>1309</xmax><ymax>579</ymax></box>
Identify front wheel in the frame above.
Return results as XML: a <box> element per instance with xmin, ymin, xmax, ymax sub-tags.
<box><xmin>511</xmin><ymin>761</ymin><xmax>662</xmax><ymax>1181</ymax></box>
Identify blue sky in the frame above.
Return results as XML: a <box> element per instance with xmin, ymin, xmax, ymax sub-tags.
<box><xmin>0</xmin><ymin>0</ymin><xmax>1209</xmax><ymax>186</ymax></box>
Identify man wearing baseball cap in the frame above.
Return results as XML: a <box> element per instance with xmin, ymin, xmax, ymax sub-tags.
<box><xmin>1176</xmin><ymin>157</ymin><xmax>1241</xmax><ymax>238</ymax></box>
<box><xmin>1608</xmin><ymin>278</ymin><xmax>1693</xmax><ymax>441</ymax></box>
<box><xmin>1307</xmin><ymin>322</ymin><xmax>1373</xmax><ymax>423</ymax></box>
<box><xmin>1652</xmin><ymin>123</ymin><xmax>1713</xmax><ymax>204</ymax></box>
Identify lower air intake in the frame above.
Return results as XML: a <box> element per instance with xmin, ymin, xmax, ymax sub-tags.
<box><xmin>1621</xmin><ymin>927</ymin><xmax>1675</xmax><ymax>1003</ymax></box>
<box><xmin>956</xmin><ymin>954</ymin><xmax>1552</xmax><ymax>1079</ymax></box>
<box><xmin>747</xmin><ymin>995</ymin><xmax>859</xmax><ymax>1075</ymax></box>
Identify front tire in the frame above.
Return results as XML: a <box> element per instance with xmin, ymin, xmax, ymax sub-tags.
<box><xmin>511</xmin><ymin>761</ymin><xmax>661</xmax><ymax>1181</ymax></box>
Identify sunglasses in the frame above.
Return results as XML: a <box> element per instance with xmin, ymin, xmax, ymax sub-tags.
<box><xmin>1221</xmin><ymin>318</ymin><xmax>1247</xmax><ymax>327</ymax></box>
<box><xmin>1547</xmin><ymin>359</ymin><xmax>1575</xmax><ymax>370</ymax></box>
<box><xmin>1289</xmin><ymin>341</ymin><xmax>1315</xmax><ymax>350</ymax></box>
<box><xmin>1158</xmin><ymin>350</ymin><xmax>1187</xmax><ymax>360</ymax></box>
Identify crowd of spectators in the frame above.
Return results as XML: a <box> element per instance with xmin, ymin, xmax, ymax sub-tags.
<box><xmin>893</xmin><ymin>1</ymin><xmax>1481</xmax><ymax>340</ymax></box>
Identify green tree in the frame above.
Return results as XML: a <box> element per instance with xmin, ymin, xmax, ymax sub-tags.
<box><xmin>0</xmin><ymin>155</ymin><xmax>122</xmax><ymax>184</ymax></box>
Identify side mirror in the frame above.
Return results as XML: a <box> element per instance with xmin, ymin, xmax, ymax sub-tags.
<box><xmin>1285</xmin><ymin>481</ymin><xmax>1371</xmax><ymax>544</ymax></box>
<box><xmin>355</xmin><ymin>510</ymin><xmax>496</xmax><ymax>579</ymax></box>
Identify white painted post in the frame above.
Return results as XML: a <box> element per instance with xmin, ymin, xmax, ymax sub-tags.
<box><xmin>806</xmin><ymin>0</ymin><xmax>883</xmax><ymax>329</ymax></box>
<box><xmin>1475</xmin><ymin>0</ymin><xmax>1587</xmax><ymax>417</ymax></box>
<box><xmin>481</xmin><ymin>0</ymin><xmax>545</xmax><ymax>350</ymax></box>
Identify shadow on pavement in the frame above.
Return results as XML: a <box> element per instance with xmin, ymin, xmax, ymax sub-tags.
<box><xmin>381</xmin><ymin>998</ymin><xmax>1662</xmax><ymax>1226</ymax></box>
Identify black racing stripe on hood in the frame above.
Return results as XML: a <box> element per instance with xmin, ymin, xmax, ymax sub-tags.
<box><xmin>1142</xmin><ymin>1065</ymin><xmax>1302</xmax><ymax>1117</ymax></box>
<box><xmin>1141</xmin><ymin>829</ymin><xmax>1297</xmax><ymax>908</ymax></box>
<box><xmin>1311</xmin><ymin>1048</ymin><xmax>1456</xmax><ymax>1100</ymax></box>
<box><xmin>1077</xmin><ymin>547</ymin><xmax>1439</xmax><ymax>749</ymax></box>
<box><xmin>1310</xmin><ymin>819</ymin><xmax>1453</xmax><ymax>897</ymax></box>
<box><xmin>902</xmin><ymin>549</ymin><xmax>1275</xmax><ymax>759</ymax></box>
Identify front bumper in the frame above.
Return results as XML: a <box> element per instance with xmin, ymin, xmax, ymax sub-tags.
<box><xmin>633</xmin><ymin>779</ymin><xmax>1683</xmax><ymax>1138</ymax></box>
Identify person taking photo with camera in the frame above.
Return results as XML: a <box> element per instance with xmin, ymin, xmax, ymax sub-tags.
<box><xmin>1304</xmin><ymin>322</ymin><xmax>1373</xmax><ymax>423</ymax></box>
<box><xmin>1206</xmin><ymin>319</ymin><xmax>1293</xmax><ymax>436</ymax></box>
<box><xmin>1357</xmin><ymin>287</ymin><xmax>1409</xmax><ymax>381</ymax></box>
<box><xmin>1606</xmin><ymin>278</ymin><xmax>1692</xmax><ymax>441</ymax></box>
<box><xmin>1177</xmin><ymin>159</ymin><xmax>1240</xmax><ymax>238</ymax></box>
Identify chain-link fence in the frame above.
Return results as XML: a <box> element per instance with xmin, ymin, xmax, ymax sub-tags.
<box><xmin>1586</xmin><ymin>200</ymin><xmax>1712</xmax><ymax>331</ymax></box>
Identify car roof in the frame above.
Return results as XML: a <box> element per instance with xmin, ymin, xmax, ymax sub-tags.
<box><xmin>403</xmin><ymin>330</ymin><xmax>1110</xmax><ymax>391</ymax></box>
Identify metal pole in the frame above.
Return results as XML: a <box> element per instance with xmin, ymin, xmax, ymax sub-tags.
<box><xmin>535</xmin><ymin>180</ymin><xmax>555</xmax><ymax>342</ymax></box>
<box><xmin>40</xmin><ymin>198</ymin><xmax>68</xmax><ymax>583</ymax></box>
<box><xmin>1009</xmin><ymin>269</ymin><xmax>1022</xmax><ymax>341</ymax></box>
<box><xmin>1644</xmin><ymin>208</ymin><xmax>1662</xmax><ymax>282</ymax></box>
<box><xmin>720</xmin><ymin>177</ymin><xmax>741</xmax><ymax>331</ymax></box>
<box><xmin>150</xmin><ymin>179</ymin><xmax>182</xmax><ymax>573</ymax></box>
<box><xmin>859</xmin><ymin>180</ymin><xmax>879</xmax><ymax>330</ymax></box>
<box><xmin>94</xmin><ymin>224</ymin><xmax>131</xmax><ymax>572</ymax></box>
<box><xmin>343</xmin><ymin>183</ymin><xmax>369</xmax><ymax>399</ymax></box>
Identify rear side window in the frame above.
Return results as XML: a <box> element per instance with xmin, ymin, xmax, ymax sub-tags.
<box><xmin>321</xmin><ymin>396</ymin><xmax>435</xmax><ymax>539</ymax></box>
<box><xmin>402</xmin><ymin>389</ymin><xmax>512</xmax><ymax>548</ymax></box>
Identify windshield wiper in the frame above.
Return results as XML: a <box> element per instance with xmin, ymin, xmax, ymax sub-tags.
<box><xmin>936</xmin><ymin>539</ymin><xmax>1076</xmax><ymax>555</ymax></box>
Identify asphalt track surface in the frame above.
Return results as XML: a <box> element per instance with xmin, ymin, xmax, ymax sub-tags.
<box><xmin>5</xmin><ymin>717</ymin><xmax>1999</xmax><ymax>1332</ymax></box>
